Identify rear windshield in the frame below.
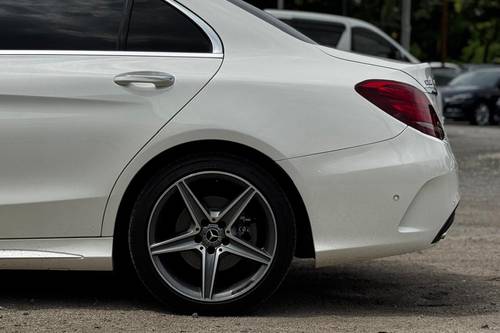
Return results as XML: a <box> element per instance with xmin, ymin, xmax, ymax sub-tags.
<box><xmin>281</xmin><ymin>19</ymin><xmax>345</xmax><ymax>48</ymax></box>
<box><xmin>225</xmin><ymin>0</ymin><xmax>316</xmax><ymax>45</ymax></box>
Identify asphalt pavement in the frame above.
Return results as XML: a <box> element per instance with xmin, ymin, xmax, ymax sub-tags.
<box><xmin>0</xmin><ymin>123</ymin><xmax>499</xmax><ymax>332</ymax></box>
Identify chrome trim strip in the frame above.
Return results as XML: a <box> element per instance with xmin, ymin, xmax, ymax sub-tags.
<box><xmin>0</xmin><ymin>250</ymin><xmax>81</xmax><ymax>259</ymax></box>
<box><xmin>166</xmin><ymin>0</ymin><xmax>224</xmax><ymax>54</ymax></box>
<box><xmin>0</xmin><ymin>237</ymin><xmax>113</xmax><ymax>271</ymax></box>
<box><xmin>0</xmin><ymin>50</ymin><xmax>222</xmax><ymax>58</ymax></box>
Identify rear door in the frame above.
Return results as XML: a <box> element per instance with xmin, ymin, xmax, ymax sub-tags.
<box><xmin>0</xmin><ymin>0</ymin><xmax>222</xmax><ymax>238</ymax></box>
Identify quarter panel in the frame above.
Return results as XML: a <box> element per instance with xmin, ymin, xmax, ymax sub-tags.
<box><xmin>177</xmin><ymin>0</ymin><xmax>410</xmax><ymax>158</ymax></box>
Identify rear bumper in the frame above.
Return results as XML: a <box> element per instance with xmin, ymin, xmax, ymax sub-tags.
<box><xmin>278</xmin><ymin>127</ymin><xmax>460</xmax><ymax>267</ymax></box>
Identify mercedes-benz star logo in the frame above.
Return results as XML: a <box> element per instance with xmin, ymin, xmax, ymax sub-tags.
<box><xmin>206</xmin><ymin>229</ymin><xmax>220</xmax><ymax>242</ymax></box>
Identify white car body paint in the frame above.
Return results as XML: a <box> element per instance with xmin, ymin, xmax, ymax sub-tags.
<box><xmin>279</xmin><ymin>127</ymin><xmax>459</xmax><ymax>266</ymax></box>
<box><xmin>0</xmin><ymin>55</ymin><xmax>221</xmax><ymax>239</ymax></box>
<box><xmin>0</xmin><ymin>0</ymin><xmax>458</xmax><ymax>270</ymax></box>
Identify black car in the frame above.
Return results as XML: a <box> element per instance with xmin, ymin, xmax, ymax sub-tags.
<box><xmin>441</xmin><ymin>69</ymin><xmax>500</xmax><ymax>126</ymax></box>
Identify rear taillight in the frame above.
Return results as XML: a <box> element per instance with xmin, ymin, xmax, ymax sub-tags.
<box><xmin>355</xmin><ymin>80</ymin><xmax>445</xmax><ymax>140</ymax></box>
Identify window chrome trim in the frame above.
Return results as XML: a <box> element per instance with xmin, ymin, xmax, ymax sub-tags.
<box><xmin>166</xmin><ymin>0</ymin><xmax>224</xmax><ymax>55</ymax></box>
<box><xmin>0</xmin><ymin>0</ymin><xmax>223</xmax><ymax>58</ymax></box>
<box><xmin>0</xmin><ymin>50</ymin><xmax>222</xmax><ymax>58</ymax></box>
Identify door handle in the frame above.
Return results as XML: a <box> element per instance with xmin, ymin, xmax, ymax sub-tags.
<box><xmin>113</xmin><ymin>71</ymin><xmax>175</xmax><ymax>89</ymax></box>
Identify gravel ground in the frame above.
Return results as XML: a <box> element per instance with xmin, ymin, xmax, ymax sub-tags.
<box><xmin>0</xmin><ymin>123</ymin><xmax>499</xmax><ymax>332</ymax></box>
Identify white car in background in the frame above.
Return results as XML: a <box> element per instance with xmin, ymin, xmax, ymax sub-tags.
<box><xmin>266</xmin><ymin>9</ymin><xmax>419</xmax><ymax>63</ymax></box>
<box><xmin>0</xmin><ymin>0</ymin><xmax>458</xmax><ymax>313</ymax></box>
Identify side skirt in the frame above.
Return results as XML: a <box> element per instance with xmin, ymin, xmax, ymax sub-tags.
<box><xmin>0</xmin><ymin>237</ymin><xmax>113</xmax><ymax>271</ymax></box>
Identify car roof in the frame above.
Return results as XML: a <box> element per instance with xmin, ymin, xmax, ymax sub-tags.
<box><xmin>429</xmin><ymin>62</ymin><xmax>463</xmax><ymax>70</ymax></box>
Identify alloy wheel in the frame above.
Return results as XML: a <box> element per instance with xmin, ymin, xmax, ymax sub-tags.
<box><xmin>474</xmin><ymin>104</ymin><xmax>490</xmax><ymax>126</ymax></box>
<box><xmin>147</xmin><ymin>171</ymin><xmax>277</xmax><ymax>302</ymax></box>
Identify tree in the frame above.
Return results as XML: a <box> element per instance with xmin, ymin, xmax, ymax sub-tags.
<box><xmin>457</xmin><ymin>0</ymin><xmax>500</xmax><ymax>63</ymax></box>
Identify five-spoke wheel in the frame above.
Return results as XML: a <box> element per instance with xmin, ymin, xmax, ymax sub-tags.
<box><xmin>129</xmin><ymin>153</ymin><xmax>295</xmax><ymax>313</ymax></box>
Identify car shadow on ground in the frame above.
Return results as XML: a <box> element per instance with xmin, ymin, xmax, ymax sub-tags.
<box><xmin>261</xmin><ymin>259</ymin><xmax>499</xmax><ymax>318</ymax></box>
<box><xmin>0</xmin><ymin>259</ymin><xmax>497</xmax><ymax>318</ymax></box>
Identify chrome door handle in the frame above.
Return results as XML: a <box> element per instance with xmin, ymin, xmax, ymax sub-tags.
<box><xmin>113</xmin><ymin>71</ymin><xmax>175</xmax><ymax>88</ymax></box>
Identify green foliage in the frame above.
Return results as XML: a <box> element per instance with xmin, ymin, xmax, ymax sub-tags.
<box><xmin>457</xmin><ymin>0</ymin><xmax>499</xmax><ymax>63</ymax></box>
<box><xmin>410</xmin><ymin>42</ymin><xmax>424</xmax><ymax>60</ymax></box>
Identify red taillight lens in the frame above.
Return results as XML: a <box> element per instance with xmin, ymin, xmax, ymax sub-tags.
<box><xmin>355</xmin><ymin>80</ymin><xmax>445</xmax><ymax>140</ymax></box>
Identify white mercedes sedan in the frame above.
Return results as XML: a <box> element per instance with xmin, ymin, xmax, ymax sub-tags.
<box><xmin>0</xmin><ymin>0</ymin><xmax>459</xmax><ymax>313</ymax></box>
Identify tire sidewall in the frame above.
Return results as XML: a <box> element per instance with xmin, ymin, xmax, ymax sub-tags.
<box><xmin>128</xmin><ymin>153</ymin><xmax>296</xmax><ymax>314</ymax></box>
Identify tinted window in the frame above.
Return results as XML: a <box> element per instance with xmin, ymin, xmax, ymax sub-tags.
<box><xmin>351</xmin><ymin>27</ymin><xmax>405</xmax><ymax>62</ymax></box>
<box><xmin>126</xmin><ymin>0</ymin><xmax>212</xmax><ymax>53</ymax></box>
<box><xmin>225</xmin><ymin>0</ymin><xmax>316</xmax><ymax>45</ymax></box>
<box><xmin>449</xmin><ymin>71</ymin><xmax>500</xmax><ymax>88</ymax></box>
<box><xmin>281</xmin><ymin>19</ymin><xmax>345</xmax><ymax>48</ymax></box>
<box><xmin>0</xmin><ymin>0</ymin><xmax>124</xmax><ymax>50</ymax></box>
<box><xmin>431</xmin><ymin>68</ymin><xmax>462</xmax><ymax>86</ymax></box>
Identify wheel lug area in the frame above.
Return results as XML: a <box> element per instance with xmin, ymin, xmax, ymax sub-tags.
<box><xmin>194</xmin><ymin>235</ymin><xmax>202</xmax><ymax>243</ymax></box>
<box><xmin>222</xmin><ymin>238</ymin><xmax>230</xmax><ymax>246</ymax></box>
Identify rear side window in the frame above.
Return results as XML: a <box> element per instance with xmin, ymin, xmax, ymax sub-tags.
<box><xmin>281</xmin><ymin>19</ymin><xmax>345</xmax><ymax>48</ymax></box>
<box><xmin>351</xmin><ymin>27</ymin><xmax>405</xmax><ymax>61</ymax></box>
<box><xmin>0</xmin><ymin>0</ymin><xmax>124</xmax><ymax>50</ymax></box>
<box><xmin>225</xmin><ymin>0</ymin><xmax>316</xmax><ymax>45</ymax></box>
<box><xmin>126</xmin><ymin>0</ymin><xmax>213</xmax><ymax>53</ymax></box>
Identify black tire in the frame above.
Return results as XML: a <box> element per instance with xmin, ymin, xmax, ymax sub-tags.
<box><xmin>470</xmin><ymin>103</ymin><xmax>491</xmax><ymax>126</ymax></box>
<box><xmin>128</xmin><ymin>152</ymin><xmax>296</xmax><ymax>314</ymax></box>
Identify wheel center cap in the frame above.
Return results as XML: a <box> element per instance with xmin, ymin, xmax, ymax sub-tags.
<box><xmin>201</xmin><ymin>225</ymin><xmax>223</xmax><ymax>247</ymax></box>
<box><xmin>207</xmin><ymin>229</ymin><xmax>219</xmax><ymax>242</ymax></box>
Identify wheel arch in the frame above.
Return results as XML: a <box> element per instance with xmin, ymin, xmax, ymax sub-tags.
<box><xmin>112</xmin><ymin>140</ymin><xmax>315</xmax><ymax>272</ymax></box>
